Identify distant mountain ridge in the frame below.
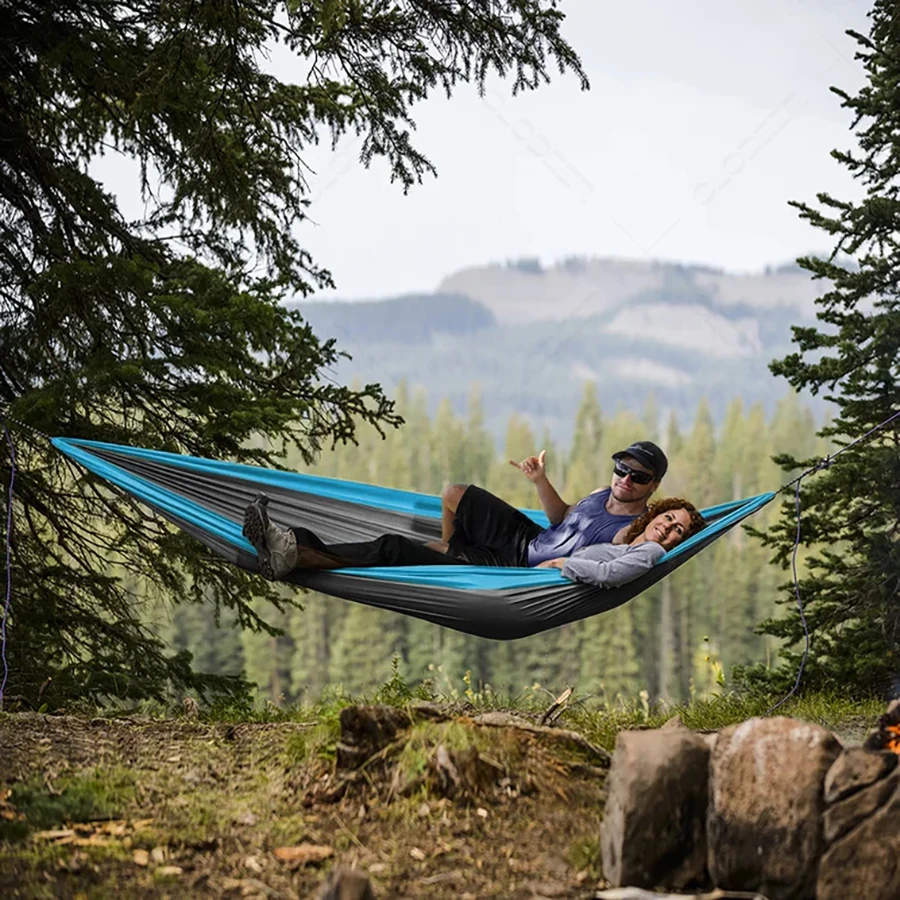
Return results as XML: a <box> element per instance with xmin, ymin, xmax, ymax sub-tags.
<box><xmin>292</xmin><ymin>256</ymin><xmax>827</xmax><ymax>444</ymax></box>
<box><xmin>436</xmin><ymin>257</ymin><xmax>820</xmax><ymax>358</ymax></box>
<box><xmin>296</xmin><ymin>293</ymin><xmax>494</xmax><ymax>344</ymax></box>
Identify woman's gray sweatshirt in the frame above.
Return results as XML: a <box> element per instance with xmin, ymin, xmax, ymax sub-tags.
<box><xmin>560</xmin><ymin>541</ymin><xmax>665</xmax><ymax>588</ymax></box>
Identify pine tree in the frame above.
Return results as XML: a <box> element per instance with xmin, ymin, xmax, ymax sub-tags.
<box><xmin>170</xmin><ymin>600</ymin><xmax>245</xmax><ymax>679</ymax></box>
<box><xmin>431</xmin><ymin>399</ymin><xmax>468</xmax><ymax>488</ymax></box>
<box><xmin>288</xmin><ymin>593</ymin><xmax>333</xmax><ymax>705</ymax></box>
<box><xmin>664</xmin><ymin>411</ymin><xmax>684</xmax><ymax>468</ymax></box>
<box><xmin>486</xmin><ymin>415</ymin><xmax>538</xmax><ymax>508</ymax></box>
<box><xmin>565</xmin><ymin>382</ymin><xmax>605</xmax><ymax>497</ymax></box>
<box><xmin>653</xmin><ymin>411</ymin><xmax>684</xmax><ymax>698</ymax></box>
<box><xmin>405</xmin><ymin>387</ymin><xmax>436</xmax><ymax>492</ymax></box>
<box><xmin>716</xmin><ymin>399</ymin><xmax>748</xmax><ymax>502</ymax></box>
<box><xmin>463</xmin><ymin>387</ymin><xmax>495</xmax><ymax>488</ymax></box>
<box><xmin>642</xmin><ymin>394</ymin><xmax>660</xmax><ymax>439</ymax></box>
<box><xmin>0</xmin><ymin>0</ymin><xmax>585</xmax><ymax>706</ymax></box>
<box><xmin>745</xmin><ymin>1</ymin><xmax>900</xmax><ymax>696</ymax></box>
<box><xmin>582</xmin><ymin>604</ymin><xmax>641</xmax><ymax>703</ymax></box>
<box><xmin>743</xmin><ymin>403</ymin><xmax>770</xmax><ymax>495</ymax></box>
<box><xmin>240</xmin><ymin>596</ymin><xmax>294</xmax><ymax>704</ymax></box>
<box><xmin>329</xmin><ymin>605</ymin><xmax>406</xmax><ymax>698</ymax></box>
<box><xmin>660</xmin><ymin>401</ymin><xmax>717</xmax><ymax>697</ymax></box>
<box><xmin>682</xmin><ymin>399</ymin><xmax>718</xmax><ymax>509</ymax></box>
<box><xmin>707</xmin><ymin>399</ymin><xmax>749</xmax><ymax>671</ymax></box>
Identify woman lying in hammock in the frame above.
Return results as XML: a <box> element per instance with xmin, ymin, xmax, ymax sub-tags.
<box><xmin>242</xmin><ymin>495</ymin><xmax>706</xmax><ymax>589</ymax></box>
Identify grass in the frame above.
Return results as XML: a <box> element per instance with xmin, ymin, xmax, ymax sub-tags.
<box><xmin>283</xmin><ymin>717</ymin><xmax>342</xmax><ymax>765</ymax></box>
<box><xmin>565</xmin><ymin>690</ymin><xmax>887</xmax><ymax>751</ymax></box>
<box><xmin>53</xmin><ymin>680</ymin><xmax>885</xmax><ymax>754</ymax></box>
<box><xmin>30</xmin><ymin>677</ymin><xmax>886</xmax><ymax>755</ymax></box>
<box><xmin>0</xmin><ymin>767</ymin><xmax>137</xmax><ymax>842</ymax></box>
<box><xmin>567</xmin><ymin>835</ymin><xmax>603</xmax><ymax>880</ymax></box>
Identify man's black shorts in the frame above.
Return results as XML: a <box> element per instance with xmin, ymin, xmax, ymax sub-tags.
<box><xmin>447</xmin><ymin>485</ymin><xmax>544</xmax><ymax>567</ymax></box>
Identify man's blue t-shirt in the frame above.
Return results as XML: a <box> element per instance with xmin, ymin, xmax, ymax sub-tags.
<box><xmin>526</xmin><ymin>488</ymin><xmax>639</xmax><ymax>566</ymax></box>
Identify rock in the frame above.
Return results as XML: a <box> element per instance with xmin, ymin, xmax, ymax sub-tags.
<box><xmin>155</xmin><ymin>865</ymin><xmax>183</xmax><ymax>877</ymax></box>
<box><xmin>661</xmin><ymin>714</ymin><xmax>685</xmax><ymax>729</ymax></box>
<box><xmin>817</xmin><ymin>773</ymin><xmax>900</xmax><ymax>900</ymax></box>
<box><xmin>824</xmin><ymin>747</ymin><xmax>897</xmax><ymax>803</ymax></box>
<box><xmin>600</xmin><ymin>728</ymin><xmax>710</xmax><ymax>889</ymax></box>
<box><xmin>526</xmin><ymin>879</ymin><xmax>569</xmax><ymax>897</ymax></box>
<box><xmin>335</xmin><ymin>705</ymin><xmax>412</xmax><ymax>768</ymax></box>
<box><xmin>707</xmin><ymin>716</ymin><xmax>842</xmax><ymax>900</ymax></box>
<box><xmin>823</xmin><ymin>767</ymin><xmax>899</xmax><ymax>844</ymax></box>
<box><xmin>242</xmin><ymin>855</ymin><xmax>264</xmax><ymax>874</ymax></box>
<box><xmin>221</xmin><ymin>878</ymin><xmax>275</xmax><ymax>899</ymax></box>
<box><xmin>316</xmin><ymin>867</ymin><xmax>376</xmax><ymax>900</ymax></box>
<box><xmin>273</xmin><ymin>843</ymin><xmax>334</xmax><ymax>866</ymax></box>
<box><xmin>236</xmin><ymin>878</ymin><xmax>277</xmax><ymax>899</ymax></box>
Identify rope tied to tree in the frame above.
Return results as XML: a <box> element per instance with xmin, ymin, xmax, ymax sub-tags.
<box><xmin>0</xmin><ymin>404</ymin><xmax>53</xmax><ymax>443</ymax></box>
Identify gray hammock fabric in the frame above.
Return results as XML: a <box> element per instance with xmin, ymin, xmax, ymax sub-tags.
<box><xmin>53</xmin><ymin>437</ymin><xmax>776</xmax><ymax>640</ymax></box>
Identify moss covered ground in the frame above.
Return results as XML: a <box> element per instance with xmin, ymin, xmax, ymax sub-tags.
<box><xmin>0</xmin><ymin>689</ymin><xmax>885</xmax><ymax>899</ymax></box>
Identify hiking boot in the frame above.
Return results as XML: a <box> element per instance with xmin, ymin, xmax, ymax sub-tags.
<box><xmin>242</xmin><ymin>495</ymin><xmax>297</xmax><ymax>580</ymax></box>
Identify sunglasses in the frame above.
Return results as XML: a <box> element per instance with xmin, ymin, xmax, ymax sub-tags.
<box><xmin>613</xmin><ymin>461</ymin><xmax>656</xmax><ymax>485</ymax></box>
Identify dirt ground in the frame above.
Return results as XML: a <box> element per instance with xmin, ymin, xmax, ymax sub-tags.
<box><xmin>0</xmin><ymin>706</ymin><xmax>611</xmax><ymax>899</ymax></box>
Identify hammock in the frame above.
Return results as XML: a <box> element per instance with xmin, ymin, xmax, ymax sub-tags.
<box><xmin>52</xmin><ymin>437</ymin><xmax>775</xmax><ymax>640</ymax></box>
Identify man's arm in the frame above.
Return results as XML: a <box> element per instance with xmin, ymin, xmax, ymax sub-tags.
<box><xmin>509</xmin><ymin>450</ymin><xmax>571</xmax><ymax>525</ymax></box>
<box><xmin>532</xmin><ymin>475</ymin><xmax>572</xmax><ymax>525</ymax></box>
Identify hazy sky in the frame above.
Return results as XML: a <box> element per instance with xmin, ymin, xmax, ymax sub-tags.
<box><xmin>98</xmin><ymin>0</ymin><xmax>873</xmax><ymax>301</ymax></box>
<box><xmin>285</xmin><ymin>0</ymin><xmax>871</xmax><ymax>300</ymax></box>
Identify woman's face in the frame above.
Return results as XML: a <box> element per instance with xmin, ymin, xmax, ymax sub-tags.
<box><xmin>643</xmin><ymin>508</ymin><xmax>692</xmax><ymax>549</ymax></box>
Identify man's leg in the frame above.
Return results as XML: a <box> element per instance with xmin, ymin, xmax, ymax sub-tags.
<box><xmin>439</xmin><ymin>483</ymin><xmax>469</xmax><ymax>543</ymax></box>
<box><xmin>436</xmin><ymin>484</ymin><xmax>544</xmax><ymax>568</ymax></box>
<box><xmin>324</xmin><ymin>532</ymin><xmax>464</xmax><ymax>567</ymax></box>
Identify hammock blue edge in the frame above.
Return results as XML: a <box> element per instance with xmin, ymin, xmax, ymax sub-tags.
<box><xmin>57</xmin><ymin>437</ymin><xmax>553</xmax><ymax>526</ymax></box>
<box><xmin>51</xmin><ymin>437</ymin><xmax>564</xmax><ymax>589</ymax></box>
<box><xmin>52</xmin><ymin>437</ymin><xmax>775</xmax><ymax>590</ymax></box>
<box><xmin>57</xmin><ymin>437</ymin><xmax>764</xmax><ymax>530</ymax></box>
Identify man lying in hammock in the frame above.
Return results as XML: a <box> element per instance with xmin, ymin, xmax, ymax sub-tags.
<box><xmin>242</xmin><ymin>492</ymin><xmax>704</xmax><ymax>588</ymax></box>
<box><xmin>434</xmin><ymin>439</ymin><xmax>670</xmax><ymax>566</ymax></box>
<box><xmin>242</xmin><ymin>439</ymin><xmax>706</xmax><ymax>588</ymax></box>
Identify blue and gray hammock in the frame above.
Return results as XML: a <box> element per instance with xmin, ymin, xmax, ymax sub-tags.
<box><xmin>52</xmin><ymin>437</ymin><xmax>775</xmax><ymax>640</ymax></box>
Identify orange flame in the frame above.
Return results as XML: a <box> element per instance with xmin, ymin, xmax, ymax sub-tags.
<box><xmin>885</xmin><ymin>723</ymin><xmax>900</xmax><ymax>754</ymax></box>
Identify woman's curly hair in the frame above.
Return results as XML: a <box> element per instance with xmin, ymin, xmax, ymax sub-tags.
<box><xmin>621</xmin><ymin>497</ymin><xmax>707</xmax><ymax>545</ymax></box>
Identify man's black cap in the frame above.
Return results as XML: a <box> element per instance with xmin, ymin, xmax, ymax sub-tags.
<box><xmin>612</xmin><ymin>440</ymin><xmax>668</xmax><ymax>480</ymax></box>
